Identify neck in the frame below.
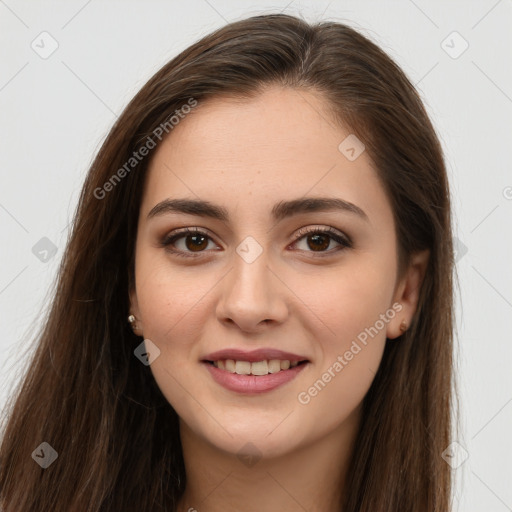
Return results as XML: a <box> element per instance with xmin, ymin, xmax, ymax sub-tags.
<box><xmin>176</xmin><ymin>405</ymin><xmax>361</xmax><ymax>512</ymax></box>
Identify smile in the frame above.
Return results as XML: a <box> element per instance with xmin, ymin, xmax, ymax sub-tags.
<box><xmin>202</xmin><ymin>359</ymin><xmax>309</xmax><ymax>394</ymax></box>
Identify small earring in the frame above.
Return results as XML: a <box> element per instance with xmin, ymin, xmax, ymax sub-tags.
<box><xmin>399</xmin><ymin>320</ymin><xmax>407</xmax><ymax>333</ymax></box>
<box><xmin>128</xmin><ymin>314</ymin><xmax>137</xmax><ymax>330</ymax></box>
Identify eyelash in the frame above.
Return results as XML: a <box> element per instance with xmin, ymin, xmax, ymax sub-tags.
<box><xmin>160</xmin><ymin>226</ymin><xmax>352</xmax><ymax>259</ymax></box>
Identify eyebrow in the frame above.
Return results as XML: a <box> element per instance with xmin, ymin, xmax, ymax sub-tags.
<box><xmin>147</xmin><ymin>196</ymin><xmax>369</xmax><ymax>223</ymax></box>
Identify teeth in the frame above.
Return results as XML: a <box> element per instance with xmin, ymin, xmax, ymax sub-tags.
<box><xmin>225</xmin><ymin>359</ymin><xmax>236</xmax><ymax>372</ymax></box>
<box><xmin>268</xmin><ymin>360</ymin><xmax>281</xmax><ymax>373</ymax></box>
<box><xmin>280</xmin><ymin>360</ymin><xmax>290</xmax><ymax>370</ymax></box>
<box><xmin>251</xmin><ymin>360</ymin><xmax>268</xmax><ymax>375</ymax></box>
<box><xmin>235</xmin><ymin>360</ymin><xmax>251</xmax><ymax>375</ymax></box>
<box><xmin>211</xmin><ymin>359</ymin><xmax>304</xmax><ymax>375</ymax></box>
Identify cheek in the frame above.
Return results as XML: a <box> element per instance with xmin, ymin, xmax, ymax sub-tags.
<box><xmin>291</xmin><ymin>255</ymin><xmax>396</xmax><ymax>343</ymax></box>
<box><xmin>292</xmin><ymin>258</ymin><xmax>394</xmax><ymax>412</ymax></box>
<box><xmin>135</xmin><ymin>251</ymin><xmax>214</xmax><ymax>342</ymax></box>
<box><xmin>294</xmin><ymin>271</ymin><xmax>392</xmax><ymax>427</ymax></box>
<box><xmin>133</xmin><ymin>257</ymin><xmax>215</xmax><ymax>408</ymax></box>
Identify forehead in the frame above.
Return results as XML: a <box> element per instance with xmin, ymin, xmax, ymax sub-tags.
<box><xmin>140</xmin><ymin>86</ymin><xmax>392</xmax><ymax>227</ymax></box>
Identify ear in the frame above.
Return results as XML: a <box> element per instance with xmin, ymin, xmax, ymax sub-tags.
<box><xmin>128</xmin><ymin>286</ymin><xmax>144</xmax><ymax>336</ymax></box>
<box><xmin>386</xmin><ymin>249</ymin><xmax>430</xmax><ymax>339</ymax></box>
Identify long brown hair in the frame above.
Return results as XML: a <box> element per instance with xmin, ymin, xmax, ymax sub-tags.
<box><xmin>0</xmin><ymin>13</ymin><xmax>456</xmax><ymax>511</ymax></box>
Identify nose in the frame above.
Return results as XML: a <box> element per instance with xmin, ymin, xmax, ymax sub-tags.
<box><xmin>216</xmin><ymin>249</ymin><xmax>289</xmax><ymax>334</ymax></box>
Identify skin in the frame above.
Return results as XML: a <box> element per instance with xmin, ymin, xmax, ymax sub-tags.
<box><xmin>129</xmin><ymin>86</ymin><xmax>429</xmax><ymax>512</ymax></box>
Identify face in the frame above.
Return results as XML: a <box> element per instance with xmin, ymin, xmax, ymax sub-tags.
<box><xmin>129</xmin><ymin>86</ymin><xmax>421</xmax><ymax>459</ymax></box>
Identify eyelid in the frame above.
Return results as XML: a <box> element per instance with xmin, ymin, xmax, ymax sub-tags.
<box><xmin>291</xmin><ymin>225</ymin><xmax>352</xmax><ymax>245</ymax></box>
<box><xmin>160</xmin><ymin>227</ymin><xmax>220</xmax><ymax>257</ymax></box>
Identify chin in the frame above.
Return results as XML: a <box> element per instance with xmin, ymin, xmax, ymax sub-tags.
<box><xmin>186</xmin><ymin>413</ymin><xmax>303</xmax><ymax>460</ymax></box>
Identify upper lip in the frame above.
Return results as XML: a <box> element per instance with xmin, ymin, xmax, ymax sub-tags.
<box><xmin>202</xmin><ymin>348</ymin><xmax>309</xmax><ymax>363</ymax></box>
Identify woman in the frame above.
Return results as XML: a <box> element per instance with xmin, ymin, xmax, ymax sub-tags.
<box><xmin>0</xmin><ymin>13</ymin><xmax>456</xmax><ymax>511</ymax></box>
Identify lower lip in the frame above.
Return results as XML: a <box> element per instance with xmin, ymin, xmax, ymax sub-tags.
<box><xmin>202</xmin><ymin>361</ymin><xmax>308</xmax><ymax>394</ymax></box>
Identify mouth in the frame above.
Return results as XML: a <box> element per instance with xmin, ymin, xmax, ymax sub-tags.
<box><xmin>202</xmin><ymin>358</ymin><xmax>309</xmax><ymax>376</ymax></box>
<box><xmin>200</xmin><ymin>348</ymin><xmax>311</xmax><ymax>393</ymax></box>
<box><xmin>201</xmin><ymin>359</ymin><xmax>309</xmax><ymax>395</ymax></box>
<box><xmin>201</xmin><ymin>358</ymin><xmax>310</xmax><ymax>394</ymax></box>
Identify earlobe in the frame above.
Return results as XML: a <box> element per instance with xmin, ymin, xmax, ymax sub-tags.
<box><xmin>387</xmin><ymin>249</ymin><xmax>430</xmax><ymax>340</ymax></box>
<box><xmin>128</xmin><ymin>289</ymin><xmax>143</xmax><ymax>336</ymax></box>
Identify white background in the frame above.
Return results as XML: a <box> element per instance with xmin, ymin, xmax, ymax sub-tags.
<box><xmin>1</xmin><ymin>1</ymin><xmax>511</xmax><ymax>510</ymax></box>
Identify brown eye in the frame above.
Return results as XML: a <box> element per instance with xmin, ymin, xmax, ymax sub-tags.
<box><xmin>292</xmin><ymin>226</ymin><xmax>352</xmax><ymax>256</ymax></box>
<box><xmin>161</xmin><ymin>225</ymin><xmax>352</xmax><ymax>259</ymax></box>
<box><xmin>305</xmin><ymin>233</ymin><xmax>331</xmax><ymax>252</ymax></box>
<box><xmin>161</xmin><ymin>228</ymin><xmax>217</xmax><ymax>258</ymax></box>
<box><xmin>184</xmin><ymin>233</ymin><xmax>209</xmax><ymax>252</ymax></box>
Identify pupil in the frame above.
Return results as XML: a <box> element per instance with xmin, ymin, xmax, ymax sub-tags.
<box><xmin>309</xmin><ymin>234</ymin><xmax>328</xmax><ymax>251</ymax></box>
<box><xmin>186</xmin><ymin>235</ymin><xmax>207</xmax><ymax>251</ymax></box>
